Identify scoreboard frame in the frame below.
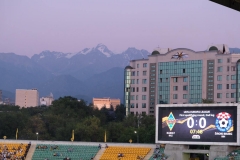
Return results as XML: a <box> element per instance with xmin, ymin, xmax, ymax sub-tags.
<box><xmin>155</xmin><ymin>103</ymin><xmax>240</xmax><ymax>145</ymax></box>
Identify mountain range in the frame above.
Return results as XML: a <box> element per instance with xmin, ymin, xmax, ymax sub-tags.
<box><xmin>0</xmin><ymin>44</ymin><xmax>239</xmax><ymax>104</ymax></box>
<box><xmin>0</xmin><ymin>44</ymin><xmax>149</xmax><ymax>104</ymax></box>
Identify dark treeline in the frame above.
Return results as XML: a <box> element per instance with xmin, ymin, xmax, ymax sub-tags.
<box><xmin>0</xmin><ymin>96</ymin><xmax>155</xmax><ymax>143</ymax></box>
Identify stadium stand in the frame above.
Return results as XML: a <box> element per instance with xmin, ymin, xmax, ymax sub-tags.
<box><xmin>99</xmin><ymin>146</ymin><xmax>151</xmax><ymax>160</ymax></box>
<box><xmin>32</xmin><ymin>144</ymin><xmax>100</xmax><ymax>160</ymax></box>
<box><xmin>149</xmin><ymin>147</ymin><xmax>168</xmax><ymax>160</ymax></box>
<box><xmin>0</xmin><ymin>142</ymin><xmax>30</xmax><ymax>159</ymax></box>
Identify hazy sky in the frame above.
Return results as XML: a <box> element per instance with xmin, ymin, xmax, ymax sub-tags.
<box><xmin>0</xmin><ymin>0</ymin><xmax>240</xmax><ymax>57</ymax></box>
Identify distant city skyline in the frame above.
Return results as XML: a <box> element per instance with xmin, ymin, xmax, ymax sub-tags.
<box><xmin>0</xmin><ymin>0</ymin><xmax>240</xmax><ymax>57</ymax></box>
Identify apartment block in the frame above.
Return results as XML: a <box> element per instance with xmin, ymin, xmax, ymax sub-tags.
<box><xmin>15</xmin><ymin>89</ymin><xmax>39</xmax><ymax>108</ymax></box>
<box><xmin>124</xmin><ymin>44</ymin><xmax>240</xmax><ymax>116</ymax></box>
<box><xmin>93</xmin><ymin>97</ymin><xmax>120</xmax><ymax>110</ymax></box>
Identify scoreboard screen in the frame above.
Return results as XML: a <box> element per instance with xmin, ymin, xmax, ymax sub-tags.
<box><xmin>157</xmin><ymin>106</ymin><xmax>237</xmax><ymax>143</ymax></box>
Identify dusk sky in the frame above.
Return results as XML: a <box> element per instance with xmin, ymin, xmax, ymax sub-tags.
<box><xmin>1</xmin><ymin>0</ymin><xmax>240</xmax><ymax>57</ymax></box>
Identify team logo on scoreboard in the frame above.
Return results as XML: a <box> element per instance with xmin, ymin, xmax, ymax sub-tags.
<box><xmin>215</xmin><ymin>112</ymin><xmax>232</xmax><ymax>132</ymax></box>
<box><xmin>166</xmin><ymin>112</ymin><xmax>176</xmax><ymax>131</ymax></box>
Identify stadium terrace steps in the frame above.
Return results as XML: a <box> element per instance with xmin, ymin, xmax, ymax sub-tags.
<box><xmin>143</xmin><ymin>148</ymin><xmax>154</xmax><ymax>160</ymax></box>
<box><xmin>25</xmin><ymin>143</ymin><xmax>36</xmax><ymax>160</ymax></box>
<box><xmin>99</xmin><ymin>146</ymin><xmax>151</xmax><ymax>160</ymax></box>
<box><xmin>94</xmin><ymin>146</ymin><xmax>106</xmax><ymax>159</ymax></box>
<box><xmin>32</xmin><ymin>144</ymin><xmax>100</xmax><ymax>160</ymax></box>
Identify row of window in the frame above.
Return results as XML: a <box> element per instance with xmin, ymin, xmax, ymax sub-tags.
<box><xmin>160</xmin><ymin>60</ymin><xmax>202</xmax><ymax>66</ymax></box>
<box><xmin>216</xmin><ymin>66</ymin><xmax>236</xmax><ymax>72</ymax></box>
<box><xmin>217</xmin><ymin>84</ymin><xmax>237</xmax><ymax>90</ymax></box>
<box><xmin>217</xmin><ymin>93</ymin><xmax>236</xmax><ymax>98</ymax></box>
<box><xmin>131</xmin><ymin>71</ymin><xmax>148</xmax><ymax>76</ymax></box>
<box><xmin>130</xmin><ymin>103</ymin><xmax>146</xmax><ymax>108</ymax></box>
<box><xmin>159</xmin><ymin>94</ymin><xmax>201</xmax><ymax>100</ymax></box>
<box><xmin>159</xmin><ymin>68</ymin><xmax>201</xmax><ymax>74</ymax></box>
<box><xmin>217</xmin><ymin>58</ymin><xmax>230</xmax><ymax>63</ymax></box>
<box><xmin>131</xmin><ymin>87</ymin><xmax>147</xmax><ymax>92</ymax></box>
<box><xmin>136</xmin><ymin>63</ymin><xmax>147</xmax><ymax>68</ymax></box>
<box><xmin>129</xmin><ymin>79</ymin><xmax>147</xmax><ymax>84</ymax></box>
<box><xmin>217</xmin><ymin>75</ymin><xmax>236</xmax><ymax>81</ymax></box>
<box><xmin>130</xmin><ymin>95</ymin><xmax>147</xmax><ymax>100</ymax></box>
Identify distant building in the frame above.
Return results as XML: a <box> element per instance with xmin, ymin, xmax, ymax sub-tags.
<box><xmin>124</xmin><ymin>44</ymin><xmax>240</xmax><ymax>116</ymax></box>
<box><xmin>0</xmin><ymin>90</ymin><xmax>2</xmax><ymax>104</ymax></box>
<box><xmin>15</xmin><ymin>89</ymin><xmax>39</xmax><ymax>108</ymax></box>
<box><xmin>93</xmin><ymin>97</ymin><xmax>120</xmax><ymax>110</ymax></box>
<box><xmin>40</xmin><ymin>93</ymin><xmax>54</xmax><ymax>106</ymax></box>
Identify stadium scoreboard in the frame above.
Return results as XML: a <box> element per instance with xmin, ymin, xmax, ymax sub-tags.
<box><xmin>156</xmin><ymin>104</ymin><xmax>240</xmax><ymax>145</ymax></box>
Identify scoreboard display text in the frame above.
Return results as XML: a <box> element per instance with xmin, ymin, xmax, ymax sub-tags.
<box><xmin>158</xmin><ymin>106</ymin><xmax>237</xmax><ymax>142</ymax></box>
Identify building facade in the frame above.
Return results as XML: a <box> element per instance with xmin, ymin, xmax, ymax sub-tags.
<box><xmin>0</xmin><ymin>90</ymin><xmax>2</xmax><ymax>104</ymax></box>
<box><xmin>40</xmin><ymin>93</ymin><xmax>54</xmax><ymax>106</ymax></box>
<box><xmin>15</xmin><ymin>89</ymin><xmax>39</xmax><ymax>108</ymax></box>
<box><xmin>124</xmin><ymin>44</ymin><xmax>240</xmax><ymax>116</ymax></box>
<box><xmin>93</xmin><ymin>97</ymin><xmax>120</xmax><ymax>110</ymax></box>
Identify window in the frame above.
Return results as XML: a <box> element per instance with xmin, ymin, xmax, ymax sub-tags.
<box><xmin>183</xmin><ymin>77</ymin><xmax>188</xmax><ymax>82</ymax></box>
<box><xmin>217</xmin><ymin>67</ymin><xmax>223</xmax><ymax>72</ymax></box>
<box><xmin>174</xmin><ymin>69</ymin><xmax>177</xmax><ymax>73</ymax></box>
<box><xmin>159</xmin><ymin>86</ymin><xmax>162</xmax><ymax>91</ymax></box>
<box><xmin>137</xmin><ymin>64</ymin><xmax>139</xmax><ymax>68</ymax></box>
<box><xmin>226</xmin><ymin>93</ymin><xmax>229</xmax><ymax>98</ymax></box>
<box><xmin>130</xmin><ymin>95</ymin><xmax>135</xmax><ymax>100</ymax></box>
<box><xmin>136</xmin><ymin>95</ymin><xmax>138</xmax><ymax>100</ymax></box>
<box><xmin>131</xmin><ymin>103</ymin><xmax>134</xmax><ymax>108</ymax></box>
<box><xmin>217</xmin><ymin>93</ymin><xmax>222</xmax><ymax>98</ymax></box>
<box><xmin>173</xmin><ymin>77</ymin><xmax>178</xmax><ymax>82</ymax></box>
<box><xmin>142</xmin><ymin>79</ymin><xmax>147</xmax><ymax>84</ymax></box>
<box><xmin>131</xmin><ymin>87</ymin><xmax>135</xmax><ymax>92</ymax></box>
<box><xmin>227</xmin><ymin>66</ymin><xmax>230</xmax><ymax>71</ymax></box>
<box><xmin>160</xmin><ymin>70</ymin><xmax>162</xmax><ymax>74</ymax></box>
<box><xmin>142</xmin><ymin>87</ymin><xmax>147</xmax><ymax>92</ymax></box>
<box><xmin>137</xmin><ymin>71</ymin><xmax>139</xmax><ymax>76</ymax></box>
<box><xmin>183</xmin><ymin>94</ymin><xmax>187</xmax><ymax>99</ymax></box>
<box><xmin>231</xmin><ymin>93</ymin><xmax>235</xmax><ymax>98</ymax></box>
<box><xmin>232</xmin><ymin>66</ymin><xmax>236</xmax><ymax>71</ymax></box>
<box><xmin>173</xmin><ymin>94</ymin><xmax>178</xmax><ymax>99</ymax></box>
<box><xmin>142</xmin><ymin>95</ymin><xmax>146</xmax><ymax>100</ymax></box>
<box><xmin>218</xmin><ymin>59</ymin><xmax>222</xmax><ymax>63</ymax></box>
<box><xmin>143</xmin><ymin>63</ymin><xmax>147</xmax><ymax>68</ymax></box>
<box><xmin>166</xmin><ymin>69</ymin><xmax>168</xmax><ymax>74</ymax></box>
<box><xmin>136</xmin><ymin>87</ymin><xmax>139</xmax><ymax>92</ymax></box>
<box><xmin>227</xmin><ymin>58</ymin><xmax>230</xmax><ymax>63</ymax></box>
<box><xmin>136</xmin><ymin>79</ymin><xmax>139</xmax><ymax>84</ymax></box>
<box><xmin>227</xmin><ymin>75</ymin><xmax>229</xmax><ymax>80</ymax></box>
<box><xmin>159</xmin><ymin>95</ymin><xmax>162</xmax><ymax>99</ymax></box>
<box><xmin>166</xmin><ymin>78</ymin><xmax>168</xmax><ymax>82</ymax></box>
<box><xmin>231</xmin><ymin>75</ymin><xmax>236</xmax><ymax>80</ymax></box>
<box><xmin>231</xmin><ymin>84</ymin><xmax>236</xmax><ymax>89</ymax></box>
<box><xmin>217</xmin><ymin>75</ymin><xmax>222</xmax><ymax>81</ymax></box>
<box><xmin>160</xmin><ymin>78</ymin><xmax>162</xmax><ymax>83</ymax></box>
<box><xmin>131</xmin><ymin>71</ymin><xmax>135</xmax><ymax>76</ymax></box>
<box><xmin>151</xmin><ymin>65</ymin><xmax>155</xmax><ymax>68</ymax></box>
<box><xmin>191</xmin><ymin>68</ymin><xmax>194</xmax><ymax>72</ymax></box>
<box><xmin>217</xmin><ymin>84</ymin><xmax>222</xmax><ymax>90</ymax></box>
<box><xmin>173</xmin><ymin>86</ymin><xmax>178</xmax><ymax>91</ymax></box>
<box><xmin>143</xmin><ymin>71</ymin><xmax>147</xmax><ymax>76</ymax></box>
<box><xmin>136</xmin><ymin>103</ymin><xmax>138</xmax><ymax>108</ymax></box>
<box><xmin>131</xmin><ymin>79</ymin><xmax>135</xmax><ymax>84</ymax></box>
<box><xmin>226</xmin><ymin>84</ymin><xmax>229</xmax><ymax>89</ymax></box>
<box><xmin>142</xmin><ymin>103</ymin><xmax>146</xmax><ymax>108</ymax></box>
<box><xmin>183</xmin><ymin>85</ymin><xmax>188</xmax><ymax>91</ymax></box>
<box><xmin>183</xmin><ymin>69</ymin><xmax>186</xmax><ymax>73</ymax></box>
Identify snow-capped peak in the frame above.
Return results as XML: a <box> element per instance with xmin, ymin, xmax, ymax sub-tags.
<box><xmin>80</xmin><ymin>48</ymin><xmax>93</xmax><ymax>55</ymax></box>
<box><xmin>95</xmin><ymin>43</ymin><xmax>114</xmax><ymax>57</ymax></box>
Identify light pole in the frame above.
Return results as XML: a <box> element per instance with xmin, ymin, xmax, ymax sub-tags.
<box><xmin>36</xmin><ymin>132</ymin><xmax>39</xmax><ymax>141</ymax></box>
<box><xmin>134</xmin><ymin>131</ymin><xmax>139</xmax><ymax>143</ymax></box>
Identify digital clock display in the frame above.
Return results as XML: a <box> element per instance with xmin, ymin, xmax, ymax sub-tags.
<box><xmin>158</xmin><ymin>106</ymin><xmax>237</xmax><ymax>142</ymax></box>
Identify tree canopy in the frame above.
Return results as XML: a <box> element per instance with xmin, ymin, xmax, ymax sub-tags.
<box><xmin>0</xmin><ymin>96</ymin><xmax>155</xmax><ymax>143</ymax></box>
